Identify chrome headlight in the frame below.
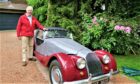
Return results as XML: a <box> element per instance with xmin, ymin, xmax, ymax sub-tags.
<box><xmin>76</xmin><ymin>58</ymin><xmax>86</xmax><ymax>69</ymax></box>
<box><xmin>102</xmin><ymin>55</ymin><xmax>110</xmax><ymax>64</ymax></box>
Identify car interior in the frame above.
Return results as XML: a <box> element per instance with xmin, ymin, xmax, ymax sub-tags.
<box><xmin>36</xmin><ymin>30</ymin><xmax>44</xmax><ymax>45</ymax></box>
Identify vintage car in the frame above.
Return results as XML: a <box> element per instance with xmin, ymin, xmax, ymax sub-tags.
<box><xmin>34</xmin><ymin>27</ymin><xmax>119</xmax><ymax>84</ymax></box>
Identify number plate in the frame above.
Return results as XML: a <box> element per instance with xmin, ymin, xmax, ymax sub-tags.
<box><xmin>92</xmin><ymin>78</ymin><xmax>109</xmax><ymax>84</ymax></box>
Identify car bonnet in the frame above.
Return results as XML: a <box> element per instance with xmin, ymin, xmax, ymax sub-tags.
<box><xmin>45</xmin><ymin>38</ymin><xmax>92</xmax><ymax>58</ymax></box>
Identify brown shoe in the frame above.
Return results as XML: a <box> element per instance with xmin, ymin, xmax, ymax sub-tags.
<box><xmin>22</xmin><ymin>61</ymin><xmax>27</xmax><ymax>66</ymax></box>
<box><xmin>28</xmin><ymin>57</ymin><xmax>36</xmax><ymax>61</ymax></box>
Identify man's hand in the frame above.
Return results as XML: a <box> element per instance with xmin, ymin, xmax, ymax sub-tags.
<box><xmin>43</xmin><ymin>28</ymin><xmax>48</xmax><ymax>31</ymax></box>
<box><xmin>18</xmin><ymin>37</ymin><xmax>21</xmax><ymax>40</ymax></box>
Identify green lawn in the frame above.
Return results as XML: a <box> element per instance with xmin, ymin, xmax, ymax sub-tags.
<box><xmin>115</xmin><ymin>54</ymin><xmax>140</xmax><ymax>82</ymax></box>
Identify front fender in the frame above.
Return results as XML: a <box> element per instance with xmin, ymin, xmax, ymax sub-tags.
<box><xmin>49</xmin><ymin>53</ymin><xmax>88</xmax><ymax>82</ymax></box>
<box><xmin>95</xmin><ymin>50</ymin><xmax>117</xmax><ymax>74</ymax></box>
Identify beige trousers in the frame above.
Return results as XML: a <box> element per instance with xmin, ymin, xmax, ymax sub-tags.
<box><xmin>21</xmin><ymin>36</ymin><xmax>33</xmax><ymax>62</ymax></box>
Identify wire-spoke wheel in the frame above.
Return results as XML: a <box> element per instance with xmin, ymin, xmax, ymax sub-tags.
<box><xmin>49</xmin><ymin>60</ymin><xmax>63</xmax><ymax>84</ymax></box>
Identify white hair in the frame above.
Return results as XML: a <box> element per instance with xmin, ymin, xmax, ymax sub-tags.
<box><xmin>26</xmin><ymin>6</ymin><xmax>33</xmax><ymax>11</ymax></box>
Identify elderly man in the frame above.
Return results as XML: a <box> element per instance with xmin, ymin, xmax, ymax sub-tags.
<box><xmin>16</xmin><ymin>6</ymin><xmax>46</xmax><ymax>66</ymax></box>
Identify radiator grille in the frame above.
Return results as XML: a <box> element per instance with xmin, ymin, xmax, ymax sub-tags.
<box><xmin>86</xmin><ymin>53</ymin><xmax>103</xmax><ymax>77</ymax></box>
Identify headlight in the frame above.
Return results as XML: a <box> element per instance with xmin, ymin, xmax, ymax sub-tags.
<box><xmin>76</xmin><ymin>58</ymin><xmax>86</xmax><ymax>69</ymax></box>
<box><xmin>102</xmin><ymin>55</ymin><xmax>110</xmax><ymax>64</ymax></box>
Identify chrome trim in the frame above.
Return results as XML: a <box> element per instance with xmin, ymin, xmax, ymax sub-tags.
<box><xmin>86</xmin><ymin>52</ymin><xmax>103</xmax><ymax>76</ymax></box>
<box><xmin>112</xmin><ymin>70</ymin><xmax>119</xmax><ymax>75</ymax></box>
<box><xmin>63</xmin><ymin>70</ymin><xmax>119</xmax><ymax>84</ymax></box>
<box><xmin>85</xmin><ymin>60</ymin><xmax>90</xmax><ymax>77</ymax></box>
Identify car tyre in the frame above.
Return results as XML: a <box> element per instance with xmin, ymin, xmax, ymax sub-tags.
<box><xmin>49</xmin><ymin>60</ymin><xmax>63</xmax><ymax>84</ymax></box>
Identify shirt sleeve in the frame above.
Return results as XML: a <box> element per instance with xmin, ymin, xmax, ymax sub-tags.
<box><xmin>16</xmin><ymin>16</ymin><xmax>22</xmax><ymax>37</ymax></box>
<box><xmin>35</xmin><ymin>18</ymin><xmax>44</xmax><ymax>30</ymax></box>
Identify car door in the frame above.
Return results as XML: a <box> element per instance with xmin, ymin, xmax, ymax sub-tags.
<box><xmin>35</xmin><ymin>30</ymin><xmax>47</xmax><ymax>56</ymax></box>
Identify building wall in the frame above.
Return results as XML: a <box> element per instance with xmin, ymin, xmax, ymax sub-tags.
<box><xmin>10</xmin><ymin>0</ymin><xmax>26</xmax><ymax>4</ymax></box>
<box><xmin>0</xmin><ymin>0</ymin><xmax>26</xmax><ymax>30</ymax></box>
<box><xmin>0</xmin><ymin>0</ymin><xmax>8</xmax><ymax>2</ymax></box>
<box><xmin>0</xmin><ymin>0</ymin><xmax>26</xmax><ymax>3</ymax></box>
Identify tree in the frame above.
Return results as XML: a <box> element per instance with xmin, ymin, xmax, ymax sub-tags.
<box><xmin>26</xmin><ymin>0</ymin><xmax>140</xmax><ymax>55</ymax></box>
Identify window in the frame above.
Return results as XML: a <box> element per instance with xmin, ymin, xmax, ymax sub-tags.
<box><xmin>45</xmin><ymin>30</ymin><xmax>69</xmax><ymax>38</ymax></box>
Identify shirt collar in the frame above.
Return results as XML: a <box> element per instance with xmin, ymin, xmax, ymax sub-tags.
<box><xmin>25</xmin><ymin>13</ymin><xmax>32</xmax><ymax>17</ymax></box>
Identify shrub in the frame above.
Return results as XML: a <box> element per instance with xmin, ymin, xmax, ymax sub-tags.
<box><xmin>80</xmin><ymin>13</ymin><xmax>140</xmax><ymax>55</ymax></box>
<box><xmin>26</xmin><ymin>0</ymin><xmax>140</xmax><ymax>55</ymax></box>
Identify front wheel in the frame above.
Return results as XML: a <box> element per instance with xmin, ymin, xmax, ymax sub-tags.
<box><xmin>49</xmin><ymin>60</ymin><xmax>63</xmax><ymax>84</ymax></box>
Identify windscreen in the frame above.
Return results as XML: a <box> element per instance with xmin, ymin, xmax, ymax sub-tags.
<box><xmin>46</xmin><ymin>30</ymin><xmax>70</xmax><ymax>38</ymax></box>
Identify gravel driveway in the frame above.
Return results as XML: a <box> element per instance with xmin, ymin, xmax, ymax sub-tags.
<box><xmin>0</xmin><ymin>30</ymin><xmax>137</xmax><ymax>84</ymax></box>
<box><xmin>0</xmin><ymin>30</ymin><xmax>48</xmax><ymax>84</ymax></box>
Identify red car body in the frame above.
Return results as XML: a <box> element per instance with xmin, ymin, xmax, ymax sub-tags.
<box><xmin>34</xmin><ymin>27</ymin><xmax>118</xmax><ymax>84</ymax></box>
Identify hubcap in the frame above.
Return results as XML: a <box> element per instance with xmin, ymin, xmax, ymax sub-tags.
<box><xmin>51</xmin><ymin>66</ymin><xmax>62</xmax><ymax>84</ymax></box>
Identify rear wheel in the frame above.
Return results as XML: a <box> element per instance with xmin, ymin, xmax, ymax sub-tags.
<box><xmin>49</xmin><ymin>60</ymin><xmax>63</xmax><ymax>84</ymax></box>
